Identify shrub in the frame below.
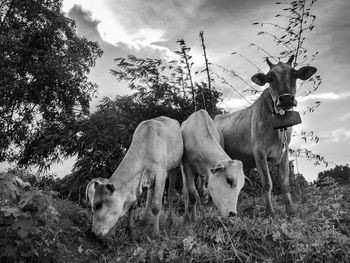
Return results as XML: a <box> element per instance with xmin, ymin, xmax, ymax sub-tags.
<box><xmin>0</xmin><ymin>172</ymin><xmax>61</xmax><ymax>262</ymax></box>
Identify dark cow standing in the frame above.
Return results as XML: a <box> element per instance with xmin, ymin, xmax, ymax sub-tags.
<box><xmin>214</xmin><ymin>56</ymin><xmax>316</xmax><ymax>216</ymax></box>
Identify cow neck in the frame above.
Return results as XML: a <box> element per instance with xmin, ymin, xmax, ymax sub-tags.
<box><xmin>257</xmin><ymin>87</ymin><xmax>275</xmax><ymax>115</ymax></box>
<box><xmin>108</xmin><ymin>149</ymin><xmax>144</xmax><ymax>193</ymax></box>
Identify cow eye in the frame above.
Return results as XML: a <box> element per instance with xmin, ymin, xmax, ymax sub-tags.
<box><xmin>268</xmin><ymin>76</ymin><xmax>273</xmax><ymax>83</ymax></box>
<box><xmin>95</xmin><ymin>203</ymin><xmax>102</xmax><ymax>211</ymax></box>
<box><xmin>226</xmin><ymin>178</ymin><xmax>233</xmax><ymax>187</ymax></box>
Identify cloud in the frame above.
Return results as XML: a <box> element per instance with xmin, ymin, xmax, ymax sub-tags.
<box><xmin>339</xmin><ymin>112</ymin><xmax>350</xmax><ymax>121</ymax></box>
<box><xmin>53</xmin><ymin>0</ymin><xmax>350</xmax><ymax>180</ymax></box>
<box><xmin>298</xmin><ymin>91</ymin><xmax>350</xmax><ymax>102</ymax></box>
<box><xmin>326</xmin><ymin>128</ymin><xmax>350</xmax><ymax>143</ymax></box>
<box><xmin>222</xmin><ymin>92</ymin><xmax>259</xmax><ymax>111</ymax></box>
<box><xmin>62</xmin><ymin>0</ymin><xmax>175</xmax><ymax>60</ymax></box>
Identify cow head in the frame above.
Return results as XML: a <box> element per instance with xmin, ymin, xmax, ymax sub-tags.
<box><xmin>251</xmin><ymin>55</ymin><xmax>317</xmax><ymax>111</ymax></box>
<box><xmin>91</xmin><ymin>182</ymin><xmax>134</xmax><ymax>237</ymax></box>
<box><xmin>208</xmin><ymin>159</ymin><xmax>245</xmax><ymax>217</ymax></box>
<box><xmin>85</xmin><ymin>177</ymin><xmax>109</xmax><ymax>209</ymax></box>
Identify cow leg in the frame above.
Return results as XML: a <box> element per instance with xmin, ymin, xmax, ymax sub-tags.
<box><xmin>151</xmin><ymin>167</ymin><xmax>167</xmax><ymax>239</ymax></box>
<box><xmin>183</xmin><ymin>159</ymin><xmax>199</xmax><ymax>225</ymax></box>
<box><xmin>254</xmin><ymin>152</ymin><xmax>274</xmax><ymax>216</ymax></box>
<box><xmin>166</xmin><ymin>168</ymin><xmax>177</xmax><ymax>226</ymax></box>
<box><xmin>278</xmin><ymin>149</ymin><xmax>294</xmax><ymax>216</ymax></box>
<box><xmin>197</xmin><ymin>175</ymin><xmax>208</xmax><ymax>204</ymax></box>
<box><xmin>127</xmin><ymin>202</ymin><xmax>139</xmax><ymax>240</ymax></box>
<box><xmin>141</xmin><ymin>187</ymin><xmax>154</xmax><ymax>226</ymax></box>
<box><xmin>181</xmin><ymin>164</ymin><xmax>190</xmax><ymax>227</ymax></box>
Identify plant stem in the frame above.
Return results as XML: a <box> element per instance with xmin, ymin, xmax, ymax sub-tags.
<box><xmin>294</xmin><ymin>0</ymin><xmax>306</xmax><ymax>67</ymax></box>
<box><xmin>199</xmin><ymin>31</ymin><xmax>213</xmax><ymax>108</ymax></box>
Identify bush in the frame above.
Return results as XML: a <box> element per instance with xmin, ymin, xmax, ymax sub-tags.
<box><xmin>0</xmin><ymin>172</ymin><xmax>61</xmax><ymax>262</ymax></box>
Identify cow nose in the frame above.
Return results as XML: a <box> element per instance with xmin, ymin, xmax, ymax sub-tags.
<box><xmin>276</xmin><ymin>94</ymin><xmax>297</xmax><ymax>108</ymax></box>
<box><xmin>228</xmin><ymin>211</ymin><xmax>236</xmax><ymax>217</ymax></box>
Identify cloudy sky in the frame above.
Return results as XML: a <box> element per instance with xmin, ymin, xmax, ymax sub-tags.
<box><xmin>47</xmin><ymin>0</ymin><xmax>350</xmax><ymax>181</ymax></box>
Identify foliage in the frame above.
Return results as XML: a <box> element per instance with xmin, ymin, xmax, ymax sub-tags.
<box><xmin>317</xmin><ymin>164</ymin><xmax>350</xmax><ymax>186</ymax></box>
<box><xmin>1</xmin><ymin>168</ymin><xmax>350</xmax><ymax>262</ymax></box>
<box><xmin>0</xmin><ymin>173</ymin><xmax>61</xmax><ymax>262</ymax></box>
<box><xmin>0</xmin><ymin>0</ymin><xmax>103</xmax><ymax>164</ymax></box>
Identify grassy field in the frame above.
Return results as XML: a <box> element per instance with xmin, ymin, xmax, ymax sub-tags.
<box><xmin>1</xmin><ymin>172</ymin><xmax>350</xmax><ymax>262</ymax></box>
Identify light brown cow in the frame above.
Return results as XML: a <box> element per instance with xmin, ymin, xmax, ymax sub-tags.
<box><xmin>214</xmin><ymin>56</ymin><xmax>316</xmax><ymax>216</ymax></box>
<box><xmin>181</xmin><ymin>110</ymin><xmax>245</xmax><ymax>225</ymax></box>
<box><xmin>90</xmin><ymin>116</ymin><xmax>183</xmax><ymax>238</ymax></box>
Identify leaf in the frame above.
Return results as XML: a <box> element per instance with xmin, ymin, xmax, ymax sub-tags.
<box><xmin>78</xmin><ymin>245</ymin><xmax>84</xmax><ymax>254</ymax></box>
<box><xmin>1</xmin><ymin>206</ymin><xmax>22</xmax><ymax>218</ymax></box>
<box><xmin>0</xmin><ymin>175</ymin><xmax>22</xmax><ymax>201</ymax></box>
<box><xmin>13</xmin><ymin>218</ymin><xmax>34</xmax><ymax>239</ymax></box>
<box><xmin>183</xmin><ymin>235</ymin><xmax>195</xmax><ymax>251</ymax></box>
<box><xmin>133</xmin><ymin>247</ymin><xmax>146</xmax><ymax>262</ymax></box>
<box><xmin>1</xmin><ymin>245</ymin><xmax>18</xmax><ymax>257</ymax></box>
<box><xmin>272</xmin><ymin>230</ymin><xmax>282</xmax><ymax>241</ymax></box>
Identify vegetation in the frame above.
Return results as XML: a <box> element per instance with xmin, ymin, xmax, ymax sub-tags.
<box><xmin>317</xmin><ymin>164</ymin><xmax>350</xmax><ymax>186</ymax></box>
<box><xmin>1</xmin><ymin>169</ymin><xmax>349</xmax><ymax>262</ymax></box>
<box><xmin>1</xmin><ymin>0</ymin><xmax>349</xmax><ymax>262</ymax></box>
<box><xmin>0</xmin><ymin>0</ymin><xmax>102</xmax><ymax>165</ymax></box>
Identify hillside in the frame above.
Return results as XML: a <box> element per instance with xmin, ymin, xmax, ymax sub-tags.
<box><xmin>1</xmin><ymin>170</ymin><xmax>349</xmax><ymax>263</ymax></box>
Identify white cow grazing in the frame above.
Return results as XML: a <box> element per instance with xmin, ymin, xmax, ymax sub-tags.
<box><xmin>181</xmin><ymin>110</ymin><xmax>245</xmax><ymax>225</ymax></box>
<box><xmin>90</xmin><ymin>116</ymin><xmax>183</xmax><ymax>238</ymax></box>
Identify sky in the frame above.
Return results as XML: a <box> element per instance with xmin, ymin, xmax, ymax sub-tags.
<box><xmin>4</xmin><ymin>0</ymin><xmax>349</xmax><ymax>182</ymax></box>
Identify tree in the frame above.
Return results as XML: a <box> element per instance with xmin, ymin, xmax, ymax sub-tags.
<box><xmin>0</xmin><ymin>0</ymin><xmax>103</xmax><ymax>163</ymax></box>
<box><xmin>317</xmin><ymin>164</ymin><xmax>350</xmax><ymax>186</ymax></box>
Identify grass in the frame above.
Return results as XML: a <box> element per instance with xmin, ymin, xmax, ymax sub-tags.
<box><xmin>1</xmin><ymin>171</ymin><xmax>350</xmax><ymax>262</ymax></box>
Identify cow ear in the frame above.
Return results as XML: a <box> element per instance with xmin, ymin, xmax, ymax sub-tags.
<box><xmin>86</xmin><ymin>179</ymin><xmax>100</xmax><ymax>206</ymax></box>
<box><xmin>251</xmin><ymin>73</ymin><xmax>267</xmax><ymax>86</ymax></box>
<box><xmin>211</xmin><ymin>162</ymin><xmax>225</xmax><ymax>174</ymax></box>
<box><xmin>105</xmin><ymin>183</ymin><xmax>115</xmax><ymax>193</ymax></box>
<box><xmin>296</xmin><ymin>66</ymin><xmax>317</xmax><ymax>80</ymax></box>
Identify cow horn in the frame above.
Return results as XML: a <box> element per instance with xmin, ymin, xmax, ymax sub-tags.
<box><xmin>266</xmin><ymin>58</ymin><xmax>274</xmax><ymax>68</ymax></box>
<box><xmin>287</xmin><ymin>55</ymin><xmax>294</xmax><ymax>65</ymax></box>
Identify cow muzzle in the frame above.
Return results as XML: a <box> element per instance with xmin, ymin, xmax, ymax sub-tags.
<box><xmin>275</xmin><ymin>93</ymin><xmax>297</xmax><ymax>110</ymax></box>
<box><xmin>228</xmin><ymin>211</ymin><xmax>237</xmax><ymax>217</ymax></box>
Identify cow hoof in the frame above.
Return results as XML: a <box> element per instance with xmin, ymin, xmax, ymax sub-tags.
<box><xmin>265</xmin><ymin>210</ymin><xmax>275</xmax><ymax>218</ymax></box>
<box><xmin>191</xmin><ymin>214</ymin><xmax>198</xmax><ymax>223</ymax></box>
<box><xmin>166</xmin><ymin>215</ymin><xmax>174</xmax><ymax>227</ymax></box>
<box><xmin>184</xmin><ymin>213</ymin><xmax>191</xmax><ymax>226</ymax></box>
<box><xmin>150</xmin><ymin>232</ymin><xmax>160</xmax><ymax>240</ymax></box>
<box><xmin>130</xmin><ymin>231</ymin><xmax>141</xmax><ymax>242</ymax></box>
<box><xmin>287</xmin><ymin>208</ymin><xmax>295</xmax><ymax>217</ymax></box>
<box><xmin>140</xmin><ymin>216</ymin><xmax>151</xmax><ymax>226</ymax></box>
<box><xmin>184</xmin><ymin>225</ymin><xmax>194</xmax><ymax>237</ymax></box>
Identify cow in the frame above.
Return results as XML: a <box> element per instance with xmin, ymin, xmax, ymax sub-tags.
<box><xmin>214</xmin><ymin>55</ymin><xmax>316</xmax><ymax>216</ymax></box>
<box><xmin>181</xmin><ymin>110</ymin><xmax>245</xmax><ymax>226</ymax></box>
<box><xmin>86</xmin><ymin>177</ymin><xmax>108</xmax><ymax>209</ymax></box>
<box><xmin>90</xmin><ymin>116</ymin><xmax>183</xmax><ymax>238</ymax></box>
